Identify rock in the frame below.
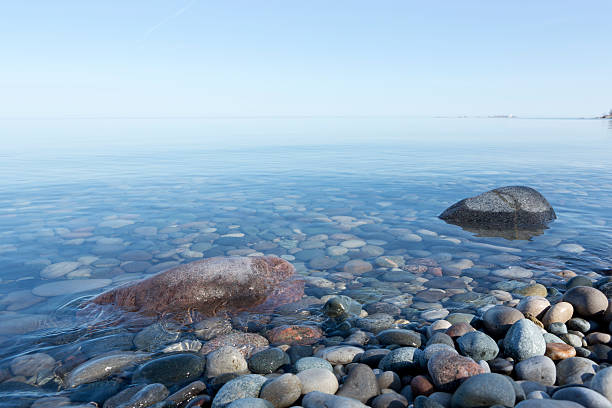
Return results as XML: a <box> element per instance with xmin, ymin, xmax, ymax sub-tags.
<box><xmin>590</xmin><ymin>366</ymin><xmax>612</xmax><ymax>403</ymax></box>
<box><xmin>516</xmin><ymin>297</ymin><xmax>550</xmax><ymax>318</ymax></box>
<box><xmin>552</xmin><ymin>387</ymin><xmax>612</xmax><ymax>408</ymax></box>
<box><xmin>199</xmin><ymin>332</ymin><xmax>269</xmax><ymax>358</ymax></box>
<box><xmin>494</xmin><ymin>266</ymin><xmax>533</xmax><ymax>279</ymax></box>
<box><xmin>542</xmin><ymin>302</ymin><xmax>574</xmax><ymax>327</ymax></box>
<box><xmin>457</xmin><ymin>331</ymin><xmax>499</xmax><ymax>361</ymax></box>
<box><xmin>315</xmin><ymin>346</ymin><xmax>363</xmax><ymax>365</ymax></box>
<box><xmin>379</xmin><ymin>347</ymin><xmax>418</xmax><ymax>373</ymax></box>
<box><xmin>194</xmin><ymin>317</ymin><xmax>232</xmax><ymax>340</ymax></box>
<box><xmin>164</xmin><ymin>381</ymin><xmax>207</xmax><ymax>407</ymax></box>
<box><xmin>66</xmin><ymin>352</ymin><xmax>151</xmax><ymax>388</ymax></box>
<box><xmin>427</xmin><ymin>351</ymin><xmax>485</xmax><ymax>391</ymax></box>
<box><xmin>545</xmin><ymin>343</ymin><xmax>576</xmax><ymax>360</ymax></box>
<box><xmin>356</xmin><ymin>313</ymin><xmax>395</xmax><ymax>334</ymax></box>
<box><xmin>556</xmin><ymin>357</ymin><xmax>598</xmax><ymax>385</ymax></box>
<box><xmin>427</xmin><ymin>332</ymin><xmax>455</xmax><ymax>348</ymax></box>
<box><xmin>416</xmin><ymin>344</ymin><xmax>457</xmax><ymax>370</ymax></box>
<box><xmin>414</xmin><ymin>395</ymin><xmax>445</xmax><ymax>408</ymax></box>
<box><xmin>32</xmin><ymin>279</ymin><xmax>112</xmax><ymax>297</ymax></box>
<box><xmin>515</xmin><ymin>401</ymin><xmax>586</xmax><ymax>408</ymax></box>
<box><xmin>411</xmin><ymin>375</ymin><xmax>434</xmax><ymax>397</ymax></box>
<box><xmin>259</xmin><ymin>373</ymin><xmax>302</xmax><ymax>408</ymax></box>
<box><xmin>133</xmin><ymin>353</ymin><xmax>206</xmax><ymax>386</ymax></box>
<box><xmin>226</xmin><ymin>398</ymin><xmax>273</xmax><ymax>408</ymax></box>
<box><xmin>483</xmin><ymin>306</ymin><xmax>524</xmax><ymax>338</ymax></box>
<box><xmin>323</xmin><ymin>295</ymin><xmax>362</xmax><ymax>319</ymax></box>
<box><xmin>302</xmin><ymin>391</ymin><xmax>368</xmax><ymax>408</ymax></box>
<box><xmin>562</xmin><ymin>287</ymin><xmax>608</xmax><ymax>317</ymax></box>
<box><xmin>91</xmin><ymin>256</ymin><xmax>300</xmax><ymax>318</ymax></box>
<box><xmin>102</xmin><ymin>384</ymin><xmax>148</xmax><ymax>408</ymax></box>
<box><xmin>248</xmin><ymin>348</ymin><xmax>290</xmax><ymax>374</ymax></box>
<box><xmin>515</xmin><ymin>284</ymin><xmax>548</xmax><ymax>297</ymax></box>
<box><xmin>344</xmin><ymin>260</ymin><xmax>373</xmax><ymax>274</ymax></box>
<box><xmin>377</xmin><ymin>371</ymin><xmax>402</xmax><ymax>392</ymax></box>
<box><xmin>266</xmin><ymin>325</ymin><xmax>323</xmax><ymax>345</ymax></box>
<box><xmin>503</xmin><ymin>319</ymin><xmax>546</xmax><ymax>361</ymax></box>
<box><xmin>450</xmin><ymin>373</ymin><xmax>516</xmax><ymax>408</ymax></box>
<box><xmin>206</xmin><ymin>346</ymin><xmax>248</xmax><ymax>377</ymax></box>
<box><xmin>439</xmin><ymin>186</ymin><xmax>556</xmax><ymax>238</ymax></box>
<box><xmin>212</xmin><ymin>375</ymin><xmax>268</xmax><ymax>408</ymax></box>
<box><xmin>376</xmin><ymin>329</ymin><xmax>422</xmax><ymax>347</ymax></box>
<box><xmin>295</xmin><ymin>357</ymin><xmax>333</xmax><ymax>372</ymax></box>
<box><xmin>296</xmin><ymin>367</ymin><xmax>339</xmax><ymax>394</ymax></box>
<box><xmin>40</xmin><ymin>261</ymin><xmax>81</xmax><ymax>279</ymax></box>
<box><xmin>371</xmin><ymin>391</ymin><xmax>409</xmax><ymax>408</ymax></box>
<box><xmin>115</xmin><ymin>383</ymin><xmax>169</xmax><ymax>408</ymax></box>
<box><xmin>514</xmin><ymin>356</ymin><xmax>556</xmax><ymax>385</ymax></box>
<box><xmin>133</xmin><ymin>323</ymin><xmax>180</xmax><ymax>351</ymax></box>
<box><xmin>10</xmin><ymin>353</ymin><xmax>55</xmax><ymax>377</ymax></box>
<box><xmin>566</xmin><ymin>276</ymin><xmax>593</xmax><ymax>289</ymax></box>
<box><xmin>446</xmin><ymin>323</ymin><xmax>476</xmax><ymax>339</ymax></box>
<box><xmin>336</xmin><ymin>363</ymin><xmax>380</xmax><ymax>403</ymax></box>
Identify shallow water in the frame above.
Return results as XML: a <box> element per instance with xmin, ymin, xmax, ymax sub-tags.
<box><xmin>0</xmin><ymin>117</ymin><xmax>611</xmax><ymax>402</ymax></box>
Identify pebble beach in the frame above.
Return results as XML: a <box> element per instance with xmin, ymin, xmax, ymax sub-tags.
<box><xmin>0</xmin><ymin>119</ymin><xmax>611</xmax><ymax>408</ymax></box>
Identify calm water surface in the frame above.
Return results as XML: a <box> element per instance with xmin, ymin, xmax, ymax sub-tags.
<box><xmin>0</xmin><ymin>117</ymin><xmax>610</xmax><ymax>399</ymax></box>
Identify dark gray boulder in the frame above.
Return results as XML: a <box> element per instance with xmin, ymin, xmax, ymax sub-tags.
<box><xmin>439</xmin><ymin>186</ymin><xmax>556</xmax><ymax>240</ymax></box>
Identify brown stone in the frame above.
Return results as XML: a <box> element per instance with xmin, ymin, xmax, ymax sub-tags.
<box><xmin>516</xmin><ymin>296</ymin><xmax>550</xmax><ymax>318</ymax></box>
<box><xmin>483</xmin><ymin>306</ymin><xmax>524</xmax><ymax>338</ymax></box>
<box><xmin>411</xmin><ymin>375</ymin><xmax>434</xmax><ymax>396</ymax></box>
<box><xmin>445</xmin><ymin>322</ymin><xmax>476</xmax><ymax>339</ymax></box>
<box><xmin>266</xmin><ymin>325</ymin><xmax>324</xmax><ymax>345</ymax></box>
<box><xmin>562</xmin><ymin>287</ymin><xmax>608</xmax><ymax>317</ymax></box>
<box><xmin>545</xmin><ymin>343</ymin><xmax>576</xmax><ymax>360</ymax></box>
<box><xmin>427</xmin><ymin>352</ymin><xmax>485</xmax><ymax>391</ymax></box>
<box><xmin>541</xmin><ymin>302</ymin><xmax>574</xmax><ymax>328</ymax></box>
<box><xmin>90</xmin><ymin>256</ymin><xmax>301</xmax><ymax>318</ymax></box>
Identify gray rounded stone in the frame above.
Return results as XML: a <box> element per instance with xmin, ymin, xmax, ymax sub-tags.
<box><xmin>590</xmin><ymin>366</ymin><xmax>612</xmax><ymax>402</ymax></box>
<box><xmin>302</xmin><ymin>391</ymin><xmax>368</xmax><ymax>408</ymax></box>
<box><xmin>514</xmin><ymin>356</ymin><xmax>556</xmax><ymax>386</ymax></box>
<box><xmin>248</xmin><ymin>348</ymin><xmax>290</xmax><ymax>374</ymax></box>
<box><xmin>439</xmin><ymin>186</ymin><xmax>556</xmax><ymax>232</ymax></box>
<box><xmin>378</xmin><ymin>347</ymin><xmax>418</xmax><ymax>373</ymax></box>
<box><xmin>450</xmin><ymin>373</ymin><xmax>515</xmax><ymax>408</ymax></box>
<box><xmin>226</xmin><ymin>398</ymin><xmax>274</xmax><ymax>408</ymax></box>
<box><xmin>336</xmin><ymin>363</ymin><xmax>379</xmax><ymax>403</ymax></box>
<box><xmin>212</xmin><ymin>375</ymin><xmax>268</xmax><ymax>408</ymax></box>
<box><xmin>295</xmin><ymin>357</ymin><xmax>333</xmax><ymax>373</ymax></box>
<box><xmin>457</xmin><ymin>331</ymin><xmax>499</xmax><ymax>361</ymax></box>
<box><xmin>503</xmin><ymin>319</ymin><xmax>546</xmax><ymax>361</ymax></box>
<box><xmin>553</xmin><ymin>387</ymin><xmax>612</xmax><ymax>408</ymax></box>
<box><xmin>133</xmin><ymin>353</ymin><xmax>206</xmax><ymax>386</ymax></box>
<box><xmin>296</xmin><ymin>368</ymin><xmax>338</xmax><ymax>395</ymax></box>
<box><xmin>259</xmin><ymin>373</ymin><xmax>302</xmax><ymax>408</ymax></box>
<box><xmin>376</xmin><ymin>329</ymin><xmax>422</xmax><ymax>347</ymax></box>
<box><xmin>556</xmin><ymin>357</ymin><xmax>598</xmax><ymax>385</ymax></box>
<box><xmin>206</xmin><ymin>346</ymin><xmax>248</xmax><ymax>377</ymax></box>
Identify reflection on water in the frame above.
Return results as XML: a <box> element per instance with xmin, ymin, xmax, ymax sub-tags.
<box><xmin>0</xmin><ymin>117</ymin><xmax>610</xmax><ymax>401</ymax></box>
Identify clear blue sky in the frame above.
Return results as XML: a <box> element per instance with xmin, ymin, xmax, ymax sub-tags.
<box><xmin>1</xmin><ymin>1</ymin><xmax>610</xmax><ymax>118</ymax></box>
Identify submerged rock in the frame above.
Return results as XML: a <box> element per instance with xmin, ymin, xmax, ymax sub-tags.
<box><xmin>90</xmin><ymin>256</ymin><xmax>302</xmax><ymax>318</ymax></box>
<box><xmin>439</xmin><ymin>186</ymin><xmax>556</xmax><ymax>240</ymax></box>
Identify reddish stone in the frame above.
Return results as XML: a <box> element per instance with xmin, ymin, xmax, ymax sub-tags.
<box><xmin>266</xmin><ymin>325</ymin><xmax>324</xmax><ymax>345</ymax></box>
<box><xmin>411</xmin><ymin>375</ymin><xmax>434</xmax><ymax>396</ymax></box>
<box><xmin>428</xmin><ymin>352</ymin><xmax>485</xmax><ymax>391</ymax></box>
<box><xmin>90</xmin><ymin>256</ymin><xmax>298</xmax><ymax>318</ymax></box>
<box><xmin>545</xmin><ymin>343</ymin><xmax>576</xmax><ymax>360</ymax></box>
<box><xmin>446</xmin><ymin>322</ymin><xmax>476</xmax><ymax>339</ymax></box>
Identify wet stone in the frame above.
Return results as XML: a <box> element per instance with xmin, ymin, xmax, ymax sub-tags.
<box><xmin>194</xmin><ymin>317</ymin><xmax>233</xmax><ymax>341</ymax></box>
<box><xmin>133</xmin><ymin>353</ymin><xmax>206</xmax><ymax>386</ymax></box>
<box><xmin>427</xmin><ymin>351</ymin><xmax>485</xmax><ymax>391</ymax></box>
<box><xmin>457</xmin><ymin>331</ymin><xmax>499</xmax><ymax>361</ymax></box>
<box><xmin>376</xmin><ymin>329</ymin><xmax>422</xmax><ymax>347</ymax></box>
<box><xmin>206</xmin><ymin>346</ymin><xmax>248</xmax><ymax>377</ymax></box>
<box><xmin>248</xmin><ymin>347</ymin><xmax>290</xmax><ymax>374</ymax></box>
<box><xmin>133</xmin><ymin>323</ymin><xmax>180</xmax><ymax>351</ymax></box>
<box><xmin>450</xmin><ymin>373</ymin><xmax>516</xmax><ymax>408</ymax></box>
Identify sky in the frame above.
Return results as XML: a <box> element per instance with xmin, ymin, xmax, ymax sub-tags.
<box><xmin>0</xmin><ymin>1</ymin><xmax>611</xmax><ymax>118</ymax></box>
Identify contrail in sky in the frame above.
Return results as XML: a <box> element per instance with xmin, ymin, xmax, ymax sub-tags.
<box><xmin>140</xmin><ymin>0</ymin><xmax>197</xmax><ymax>42</ymax></box>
